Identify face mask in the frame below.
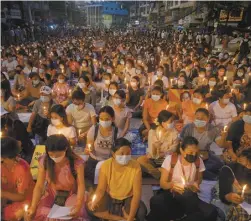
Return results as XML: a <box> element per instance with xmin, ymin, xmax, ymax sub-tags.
<box><xmin>33</xmin><ymin>80</ymin><xmax>40</xmax><ymax>86</ymax></box>
<box><xmin>209</xmin><ymin>81</ymin><xmax>216</xmax><ymax>87</ymax></box>
<box><xmin>113</xmin><ymin>98</ymin><xmax>121</xmax><ymax>106</ymax></box>
<box><xmin>115</xmin><ymin>155</ymin><xmax>131</xmax><ymax>165</ymax></box>
<box><xmin>104</xmin><ymin>80</ymin><xmax>110</xmax><ymax>85</ymax></box>
<box><xmin>120</xmin><ymin>61</ymin><xmax>125</xmax><ymax>65</ymax></box>
<box><xmin>193</xmin><ymin>98</ymin><xmax>202</xmax><ymax>105</ymax></box>
<box><xmin>77</xmin><ymin>82</ymin><xmax>86</xmax><ymax>89</ymax></box>
<box><xmin>199</xmin><ymin>74</ymin><xmax>205</xmax><ymax>78</ymax></box>
<box><xmin>237</xmin><ymin>72</ymin><xmax>243</xmax><ymax>77</ymax></box>
<box><xmin>243</xmin><ymin>115</ymin><xmax>251</xmax><ymax>124</ymax></box>
<box><xmin>107</xmin><ymin>69</ymin><xmax>112</xmax><ymax>74</ymax></box>
<box><xmin>151</xmin><ymin>95</ymin><xmax>161</xmax><ymax>101</ymax></box>
<box><xmin>165</xmin><ymin>122</ymin><xmax>174</xmax><ymax>130</ymax></box>
<box><xmin>185</xmin><ymin>154</ymin><xmax>198</xmax><ymax>163</ymax></box>
<box><xmin>223</xmin><ymin>98</ymin><xmax>230</xmax><ymax>104</ymax></box>
<box><xmin>58</xmin><ymin>79</ymin><xmax>64</xmax><ymax>84</ymax></box>
<box><xmin>150</xmin><ymin>57</ymin><xmax>154</xmax><ymax>61</ymax></box>
<box><xmin>39</xmin><ymin>69</ymin><xmax>44</xmax><ymax>74</ymax></box>
<box><xmin>82</xmin><ymin>63</ymin><xmax>87</xmax><ymax>67</ymax></box>
<box><xmin>233</xmin><ymin>83</ymin><xmax>241</xmax><ymax>89</ymax></box>
<box><xmin>51</xmin><ymin>119</ymin><xmax>61</xmax><ymax>126</ymax></box>
<box><xmin>50</xmin><ymin>152</ymin><xmax>65</xmax><ymax>163</ymax></box>
<box><xmin>40</xmin><ymin>96</ymin><xmax>50</xmax><ymax>102</ymax></box>
<box><xmin>76</xmin><ymin>104</ymin><xmax>84</xmax><ymax>110</ymax></box>
<box><xmin>136</xmin><ymin>69</ymin><xmax>141</xmax><ymax>74</ymax></box>
<box><xmin>130</xmin><ymin>82</ymin><xmax>137</xmax><ymax>87</ymax></box>
<box><xmin>178</xmin><ymin>80</ymin><xmax>185</xmax><ymax>87</ymax></box>
<box><xmin>157</xmin><ymin>71</ymin><xmax>163</xmax><ymax>77</ymax></box>
<box><xmin>100</xmin><ymin>120</ymin><xmax>112</xmax><ymax>128</ymax></box>
<box><xmin>206</xmin><ymin>67</ymin><xmax>212</xmax><ymax>71</ymax></box>
<box><xmin>194</xmin><ymin>119</ymin><xmax>207</xmax><ymax>128</ymax></box>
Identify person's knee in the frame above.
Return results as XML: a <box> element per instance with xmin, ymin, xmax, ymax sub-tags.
<box><xmin>150</xmin><ymin>194</ymin><xmax>164</xmax><ymax>209</ymax></box>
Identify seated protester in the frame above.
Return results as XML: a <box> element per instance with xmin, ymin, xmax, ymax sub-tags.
<box><xmin>19</xmin><ymin>72</ymin><xmax>45</xmax><ymax>107</ymax></box>
<box><xmin>181</xmin><ymin>89</ymin><xmax>207</xmax><ymax>125</ymax></box>
<box><xmin>1</xmin><ymin>79</ymin><xmax>18</xmax><ymax>119</ymax></box>
<box><xmin>66</xmin><ymin>90</ymin><xmax>96</xmax><ymax>138</ymax></box>
<box><xmin>94</xmin><ymin>73</ymin><xmax>112</xmax><ymax>105</ymax></box>
<box><xmin>180</xmin><ymin>108</ymin><xmax>225</xmax><ymax>181</ymax></box>
<box><xmin>124</xmin><ymin>59</ymin><xmax>136</xmax><ymax>82</ymax></box>
<box><xmin>151</xmin><ymin>66</ymin><xmax>169</xmax><ymax>89</ymax></box>
<box><xmin>68</xmin><ymin>57</ymin><xmax>80</xmax><ymax>78</ymax></box>
<box><xmin>52</xmin><ymin>73</ymin><xmax>70</xmax><ymax>107</ymax></box>
<box><xmin>204</xmin><ymin>76</ymin><xmax>218</xmax><ymax>104</ymax></box>
<box><xmin>47</xmin><ymin>104</ymin><xmax>77</xmax><ymax>147</ymax></box>
<box><xmin>134</xmin><ymin>65</ymin><xmax>146</xmax><ymax>88</ymax></box>
<box><xmin>102</xmin><ymin>81</ymin><xmax>119</xmax><ymax>107</ymax></box>
<box><xmin>216</xmin><ymin>65</ymin><xmax>227</xmax><ymax>84</ymax></box>
<box><xmin>87</xmin><ymin>138</ymin><xmax>147</xmax><ymax>221</ymax></box>
<box><xmin>172</xmin><ymin>75</ymin><xmax>190</xmax><ymax>89</ymax></box>
<box><xmin>192</xmin><ymin>68</ymin><xmax>208</xmax><ymax>89</ymax></box>
<box><xmin>146</xmin><ymin>80</ymin><xmax>167</xmax><ymax>101</ymax></box>
<box><xmin>205</xmin><ymin>62</ymin><xmax>214</xmax><ymax>78</ymax></box>
<box><xmin>112</xmin><ymin>90</ymin><xmax>132</xmax><ymax>138</ymax></box>
<box><xmin>147</xmin><ymin>136</ymin><xmax>217</xmax><ymax>221</ymax></box>
<box><xmin>137</xmin><ymin>110</ymin><xmax>179</xmax><ymax>179</ymax></box>
<box><xmin>224</xmin><ymin>104</ymin><xmax>251</xmax><ymax>162</ymax></box>
<box><xmin>84</xmin><ymin>106</ymin><xmax>118</xmax><ymax>184</ymax></box>
<box><xmin>1</xmin><ymin>111</ymin><xmax>35</xmax><ymax>163</ymax></box>
<box><xmin>43</xmin><ymin>73</ymin><xmax>54</xmax><ymax>88</ymax></box>
<box><xmin>25</xmin><ymin>135</ymin><xmax>88</xmax><ymax>221</ymax></box>
<box><xmin>233</xmin><ymin>66</ymin><xmax>246</xmax><ymax>79</ymax></box>
<box><xmin>126</xmin><ymin>76</ymin><xmax>144</xmax><ymax>118</ymax></box>
<box><xmin>1</xmin><ymin>136</ymin><xmax>35</xmax><ymax>221</ymax></box>
<box><xmin>12</xmin><ymin>65</ymin><xmax>27</xmax><ymax>96</ymax></box>
<box><xmin>209</xmin><ymin>87</ymin><xmax>238</xmax><ymax>129</ymax></box>
<box><xmin>1</xmin><ymin>71</ymin><xmax>9</xmax><ymax>83</ymax></box>
<box><xmin>140</xmin><ymin>86</ymin><xmax>168</xmax><ymax>140</ymax></box>
<box><xmin>79</xmin><ymin>59</ymin><xmax>92</xmax><ymax>76</ymax></box>
<box><xmin>219</xmin><ymin>149</ymin><xmax>251</xmax><ymax>221</ymax></box>
<box><xmin>38</xmin><ymin>64</ymin><xmax>48</xmax><ymax>80</ymax></box>
<box><xmin>27</xmin><ymin>86</ymin><xmax>53</xmax><ymax>144</ymax></box>
<box><xmin>231</xmin><ymin>77</ymin><xmax>245</xmax><ymax>113</ymax></box>
<box><xmin>1</xmin><ymin>53</ymin><xmax>18</xmax><ymax>78</ymax></box>
<box><xmin>76</xmin><ymin>74</ymin><xmax>97</xmax><ymax>108</ymax></box>
<box><xmin>23</xmin><ymin>60</ymin><xmax>38</xmax><ymax>77</ymax></box>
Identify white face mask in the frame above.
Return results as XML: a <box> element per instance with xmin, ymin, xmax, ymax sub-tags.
<box><xmin>115</xmin><ymin>155</ymin><xmax>131</xmax><ymax>165</ymax></box>
<box><xmin>178</xmin><ymin>80</ymin><xmax>185</xmax><ymax>87</ymax></box>
<box><xmin>209</xmin><ymin>81</ymin><xmax>216</xmax><ymax>87</ymax></box>
<box><xmin>39</xmin><ymin>69</ymin><xmax>44</xmax><ymax>74</ymax></box>
<box><xmin>40</xmin><ymin>96</ymin><xmax>50</xmax><ymax>102</ymax></box>
<box><xmin>136</xmin><ymin>69</ymin><xmax>141</xmax><ymax>74</ymax></box>
<box><xmin>237</xmin><ymin>72</ymin><xmax>243</xmax><ymax>77</ymax></box>
<box><xmin>199</xmin><ymin>74</ymin><xmax>205</xmax><ymax>78</ymax></box>
<box><xmin>58</xmin><ymin>79</ymin><xmax>64</xmax><ymax>84</ymax></box>
<box><xmin>51</xmin><ymin>119</ymin><xmax>61</xmax><ymax>126</ymax></box>
<box><xmin>100</xmin><ymin>120</ymin><xmax>112</xmax><ymax>128</ymax></box>
<box><xmin>157</xmin><ymin>71</ymin><xmax>163</xmax><ymax>77</ymax></box>
<box><xmin>130</xmin><ymin>82</ymin><xmax>137</xmax><ymax>87</ymax></box>
<box><xmin>193</xmin><ymin>98</ymin><xmax>202</xmax><ymax>105</ymax></box>
<box><xmin>151</xmin><ymin>95</ymin><xmax>161</xmax><ymax>101</ymax></box>
<box><xmin>233</xmin><ymin>83</ymin><xmax>241</xmax><ymax>89</ymax></box>
<box><xmin>243</xmin><ymin>115</ymin><xmax>251</xmax><ymax>124</ymax></box>
<box><xmin>165</xmin><ymin>122</ymin><xmax>174</xmax><ymax>130</ymax></box>
<box><xmin>104</xmin><ymin>80</ymin><xmax>111</xmax><ymax>85</ymax></box>
<box><xmin>33</xmin><ymin>80</ymin><xmax>40</xmax><ymax>85</ymax></box>
<box><xmin>107</xmin><ymin>69</ymin><xmax>112</xmax><ymax>74</ymax></box>
<box><xmin>113</xmin><ymin>98</ymin><xmax>121</xmax><ymax>106</ymax></box>
<box><xmin>50</xmin><ymin>152</ymin><xmax>65</xmax><ymax>163</ymax></box>
<box><xmin>120</xmin><ymin>61</ymin><xmax>125</xmax><ymax>65</ymax></box>
<box><xmin>109</xmin><ymin>89</ymin><xmax>116</xmax><ymax>96</ymax></box>
<box><xmin>206</xmin><ymin>67</ymin><xmax>212</xmax><ymax>71</ymax></box>
<box><xmin>77</xmin><ymin>82</ymin><xmax>86</xmax><ymax>89</ymax></box>
<box><xmin>223</xmin><ymin>98</ymin><xmax>230</xmax><ymax>104</ymax></box>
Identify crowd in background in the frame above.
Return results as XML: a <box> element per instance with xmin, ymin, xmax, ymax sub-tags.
<box><xmin>1</xmin><ymin>28</ymin><xmax>251</xmax><ymax>221</ymax></box>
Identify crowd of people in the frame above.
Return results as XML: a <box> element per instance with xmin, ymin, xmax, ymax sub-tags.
<box><xmin>1</xmin><ymin>28</ymin><xmax>251</xmax><ymax>221</ymax></box>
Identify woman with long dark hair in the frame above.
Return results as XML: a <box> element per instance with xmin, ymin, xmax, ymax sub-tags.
<box><xmin>47</xmin><ymin>104</ymin><xmax>77</xmax><ymax>146</ymax></box>
<box><xmin>25</xmin><ymin>135</ymin><xmax>88</xmax><ymax>221</ymax></box>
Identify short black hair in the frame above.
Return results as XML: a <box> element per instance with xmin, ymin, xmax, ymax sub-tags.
<box><xmin>29</xmin><ymin>72</ymin><xmax>39</xmax><ymax>79</ymax></box>
<box><xmin>1</xmin><ymin>136</ymin><xmax>20</xmax><ymax>159</ymax></box>
<box><xmin>195</xmin><ymin>108</ymin><xmax>209</xmax><ymax>118</ymax></box>
<box><xmin>240</xmin><ymin>149</ymin><xmax>251</xmax><ymax>162</ymax></box>
<box><xmin>112</xmin><ymin>138</ymin><xmax>131</xmax><ymax>153</ymax></box>
<box><xmin>158</xmin><ymin>110</ymin><xmax>176</xmax><ymax>124</ymax></box>
<box><xmin>181</xmin><ymin>136</ymin><xmax>199</xmax><ymax>150</ymax></box>
<box><xmin>72</xmin><ymin>89</ymin><xmax>85</xmax><ymax>101</ymax></box>
<box><xmin>115</xmin><ymin>89</ymin><xmax>126</xmax><ymax>100</ymax></box>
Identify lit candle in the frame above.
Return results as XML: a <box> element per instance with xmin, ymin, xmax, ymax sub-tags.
<box><xmin>242</xmin><ymin>79</ymin><xmax>245</xmax><ymax>84</ymax></box>
<box><xmin>88</xmin><ymin>144</ymin><xmax>91</xmax><ymax>152</ymax></box>
<box><xmin>224</xmin><ymin>76</ymin><xmax>227</xmax><ymax>81</ymax></box>
<box><xmin>17</xmin><ymin>94</ymin><xmax>20</xmax><ymax>100</ymax></box>
<box><xmin>166</xmin><ymin>104</ymin><xmax>169</xmax><ymax>110</ymax></box>
<box><xmin>205</xmin><ymin>104</ymin><xmax>208</xmax><ymax>109</ymax></box>
<box><xmin>210</xmin><ymin>88</ymin><xmax>212</xmax><ymax>93</ymax></box>
<box><xmin>241</xmin><ymin>184</ymin><xmax>247</xmax><ymax>198</ymax></box>
<box><xmin>24</xmin><ymin>204</ymin><xmax>28</xmax><ymax>212</ymax></box>
<box><xmin>181</xmin><ymin>177</ymin><xmax>186</xmax><ymax>188</ymax></box>
<box><xmin>92</xmin><ymin>194</ymin><xmax>96</xmax><ymax>207</ymax></box>
<box><xmin>224</xmin><ymin>126</ymin><xmax>228</xmax><ymax>132</ymax></box>
<box><xmin>158</xmin><ymin>130</ymin><xmax>162</xmax><ymax>141</ymax></box>
<box><xmin>58</xmin><ymin>130</ymin><xmax>61</xmax><ymax>135</ymax></box>
<box><xmin>171</xmin><ymin>78</ymin><xmax>173</xmax><ymax>85</ymax></box>
<box><xmin>0</xmin><ymin>131</ymin><xmax>2</xmax><ymax>138</ymax></box>
<box><xmin>78</xmin><ymin>129</ymin><xmax>81</xmax><ymax>136</ymax></box>
<box><xmin>243</xmin><ymin>103</ymin><xmax>247</xmax><ymax>110</ymax></box>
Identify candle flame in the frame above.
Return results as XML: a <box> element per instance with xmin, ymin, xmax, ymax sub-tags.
<box><xmin>92</xmin><ymin>194</ymin><xmax>96</xmax><ymax>203</ymax></box>
<box><xmin>243</xmin><ymin>184</ymin><xmax>247</xmax><ymax>192</ymax></box>
<box><xmin>0</xmin><ymin>131</ymin><xmax>2</xmax><ymax>138</ymax></box>
<box><xmin>243</xmin><ymin>103</ymin><xmax>247</xmax><ymax>110</ymax></box>
<box><xmin>24</xmin><ymin>204</ymin><xmax>28</xmax><ymax>212</ymax></box>
<box><xmin>88</xmin><ymin>144</ymin><xmax>91</xmax><ymax>152</ymax></box>
<box><xmin>181</xmin><ymin>177</ymin><xmax>186</xmax><ymax>186</ymax></box>
<box><xmin>224</xmin><ymin>126</ymin><xmax>228</xmax><ymax>132</ymax></box>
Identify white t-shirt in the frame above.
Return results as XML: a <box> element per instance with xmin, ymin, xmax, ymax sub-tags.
<box><xmin>209</xmin><ymin>101</ymin><xmax>237</xmax><ymax>127</ymax></box>
<box><xmin>2</xmin><ymin>60</ymin><xmax>18</xmax><ymax>72</ymax></box>
<box><xmin>23</xmin><ymin>67</ymin><xmax>38</xmax><ymax>76</ymax></box>
<box><xmin>162</xmin><ymin>155</ymin><xmax>205</xmax><ymax>184</ymax></box>
<box><xmin>66</xmin><ymin>103</ymin><xmax>96</xmax><ymax>129</ymax></box>
<box><xmin>47</xmin><ymin>125</ymin><xmax>77</xmax><ymax>139</ymax></box>
<box><xmin>151</xmin><ymin>75</ymin><xmax>169</xmax><ymax>88</ymax></box>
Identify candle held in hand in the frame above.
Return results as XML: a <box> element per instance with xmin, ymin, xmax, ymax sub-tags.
<box><xmin>24</xmin><ymin>204</ymin><xmax>28</xmax><ymax>212</ymax></box>
<box><xmin>224</xmin><ymin>126</ymin><xmax>228</xmax><ymax>132</ymax></box>
<box><xmin>241</xmin><ymin>184</ymin><xmax>247</xmax><ymax>198</ymax></box>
